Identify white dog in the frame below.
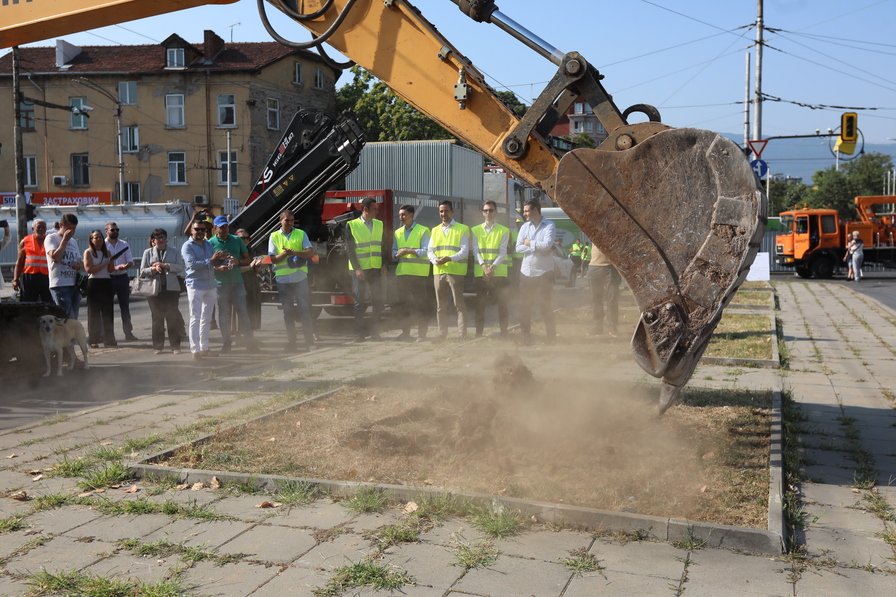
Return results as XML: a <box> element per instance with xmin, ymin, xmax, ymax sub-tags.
<box><xmin>39</xmin><ymin>315</ymin><xmax>89</xmax><ymax>378</ymax></box>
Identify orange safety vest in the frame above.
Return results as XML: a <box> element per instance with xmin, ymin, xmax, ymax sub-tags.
<box><xmin>23</xmin><ymin>234</ymin><xmax>49</xmax><ymax>275</ymax></box>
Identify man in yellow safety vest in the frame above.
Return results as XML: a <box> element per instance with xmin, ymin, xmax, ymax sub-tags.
<box><xmin>471</xmin><ymin>200</ymin><xmax>510</xmax><ymax>339</ymax></box>
<box><xmin>269</xmin><ymin>209</ymin><xmax>317</xmax><ymax>351</ymax></box>
<box><xmin>346</xmin><ymin>197</ymin><xmax>385</xmax><ymax>342</ymax></box>
<box><xmin>428</xmin><ymin>200</ymin><xmax>469</xmax><ymax>343</ymax></box>
<box><xmin>392</xmin><ymin>204</ymin><xmax>431</xmax><ymax>342</ymax></box>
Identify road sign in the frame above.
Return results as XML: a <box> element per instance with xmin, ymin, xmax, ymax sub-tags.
<box><xmin>747</xmin><ymin>139</ymin><xmax>768</xmax><ymax>159</ymax></box>
<box><xmin>751</xmin><ymin>159</ymin><xmax>768</xmax><ymax>179</ymax></box>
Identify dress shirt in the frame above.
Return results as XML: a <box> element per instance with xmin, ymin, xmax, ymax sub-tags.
<box><xmin>391</xmin><ymin>223</ymin><xmax>430</xmax><ymax>259</ymax></box>
<box><xmin>427</xmin><ymin>220</ymin><xmax>469</xmax><ymax>265</ymax></box>
<box><xmin>105</xmin><ymin>238</ymin><xmax>133</xmax><ymax>276</ymax></box>
<box><xmin>516</xmin><ymin>218</ymin><xmax>556</xmax><ymax>277</ymax></box>
<box><xmin>181</xmin><ymin>237</ymin><xmax>217</xmax><ymax>290</ymax></box>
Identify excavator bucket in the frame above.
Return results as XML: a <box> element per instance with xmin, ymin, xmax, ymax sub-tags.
<box><xmin>554</xmin><ymin>126</ymin><xmax>767</xmax><ymax>414</ymax></box>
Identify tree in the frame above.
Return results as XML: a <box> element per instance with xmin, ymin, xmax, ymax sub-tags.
<box><xmin>494</xmin><ymin>90</ymin><xmax>527</xmax><ymax>118</ymax></box>
<box><xmin>768</xmin><ymin>180</ymin><xmax>812</xmax><ymax>216</ymax></box>
<box><xmin>809</xmin><ymin>152</ymin><xmax>893</xmax><ymax>218</ymax></box>
<box><xmin>569</xmin><ymin>132</ymin><xmax>596</xmax><ymax>149</ymax></box>
<box><xmin>336</xmin><ymin>66</ymin><xmax>452</xmax><ymax>142</ymax></box>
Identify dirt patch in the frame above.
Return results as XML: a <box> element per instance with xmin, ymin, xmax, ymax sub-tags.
<box><xmin>165</xmin><ymin>354</ymin><xmax>772</xmax><ymax>529</ymax></box>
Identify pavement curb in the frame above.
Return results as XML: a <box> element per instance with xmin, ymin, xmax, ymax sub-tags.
<box><xmin>130</xmin><ymin>385</ymin><xmax>787</xmax><ymax>556</ymax></box>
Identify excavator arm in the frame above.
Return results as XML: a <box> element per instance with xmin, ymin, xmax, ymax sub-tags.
<box><xmin>1</xmin><ymin>0</ymin><xmax>767</xmax><ymax>413</ymax></box>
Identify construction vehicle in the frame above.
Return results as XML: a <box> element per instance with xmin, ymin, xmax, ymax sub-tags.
<box><xmin>2</xmin><ymin>0</ymin><xmax>767</xmax><ymax>413</ymax></box>
<box><xmin>775</xmin><ymin>196</ymin><xmax>896</xmax><ymax>278</ymax></box>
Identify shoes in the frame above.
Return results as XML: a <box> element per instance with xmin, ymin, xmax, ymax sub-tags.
<box><xmin>353</xmin><ymin>336</ymin><xmax>366</xmax><ymax>343</ymax></box>
<box><xmin>199</xmin><ymin>350</ymin><xmax>218</xmax><ymax>358</ymax></box>
<box><xmin>105</xmin><ymin>341</ymin><xmax>118</xmax><ymax>347</ymax></box>
<box><xmin>192</xmin><ymin>352</ymin><xmax>202</xmax><ymax>361</ymax></box>
<box><xmin>153</xmin><ymin>349</ymin><xmax>163</xmax><ymax>355</ymax></box>
<box><xmin>89</xmin><ymin>343</ymin><xmax>99</xmax><ymax>349</ymax></box>
<box><xmin>313</xmin><ymin>334</ymin><xmax>322</xmax><ymax>342</ymax></box>
<box><xmin>607</xmin><ymin>328</ymin><xmax>619</xmax><ymax>338</ymax></box>
<box><xmin>474</xmin><ymin>332</ymin><xmax>483</xmax><ymax>339</ymax></box>
<box><xmin>220</xmin><ymin>342</ymin><xmax>232</xmax><ymax>354</ymax></box>
<box><xmin>172</xmin><ymin>349</ymin><xmax>181</xmax><ymax>355</ymax></box>
<box><xmin>396</xmin><ymin>332</ymin><xmax>411</xmax><ymax>342</ymax></box>
<box><xmin>415</xmin><ymin>337</ymin><xmax>427</xmax><ymax>343</ymax></box>
<box><xmin>124</xmin><ymin>333</ymin><xmax>138</xmax><ymax>341</ymax></box>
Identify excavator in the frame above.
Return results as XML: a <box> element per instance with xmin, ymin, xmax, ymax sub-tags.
<box><xmin>2</xmin><ymin>0</ymin><xmax>767</xmax><ymax>414</ymax></box>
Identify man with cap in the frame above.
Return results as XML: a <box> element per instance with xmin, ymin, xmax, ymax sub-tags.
<box><xmin>209</xmin><ymin>215</ymin><xmax>257</xmax><ymax>353</ymax></box>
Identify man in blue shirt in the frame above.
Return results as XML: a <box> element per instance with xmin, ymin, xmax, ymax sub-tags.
<box><xmin>209</xmin><ymin>216</ymin><xmax>258</xmax><ymax>353</ymax></box>
<box><xmin>515</xmin><ymin>199</ymin><xmax>556</xmax><ymax>346</ymax></box>
<box><xmin>182</xmin><ymin>219</ymin><xmax>227</xmax><ymax>360</ymax></box>
<box><xmin>269</xmin><ymin>209</ymin><xmax>317</xmax><ymax>351</ymax></box>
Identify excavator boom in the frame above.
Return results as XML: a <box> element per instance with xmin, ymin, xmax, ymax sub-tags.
<box><xmin>1</xmin><ymin>0</ymin><xmax>767</xmax><ymax>412</ymax></box>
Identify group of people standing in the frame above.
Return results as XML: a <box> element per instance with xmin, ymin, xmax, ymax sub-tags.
<box><xmin>13</xmin><ymin>215</ymin><xmax>137</xmax><ymax>348</ymax></box>
<box><xmin>345</xmin><ymin>197</ymin><xmax>561</xmax><ymax>346</ymax></box>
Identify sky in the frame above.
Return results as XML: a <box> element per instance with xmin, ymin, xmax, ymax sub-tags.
<box><xmin>19</xmin><ymin>0</ymin><xmax>896</xmax><ymax>182</ymax></box>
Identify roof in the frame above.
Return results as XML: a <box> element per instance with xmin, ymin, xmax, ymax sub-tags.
<box><xmin>0</xmin><ymin>34</ymin><xmax>323</xmax><ymax>76</ymax></box>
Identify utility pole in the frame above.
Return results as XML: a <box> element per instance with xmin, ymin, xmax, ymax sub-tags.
<box><xmin>752</xmin><ymin>0</ymin><xmax>763</xmax><ymax>143</ymax></box>
<box><xmin>12</xmin><ymin>46</ymin><xmax>27</xmax><ymax>245</ymax></box>
<box><xmin>226</xmin><ymin>128</ymin><xmax>233</xmax><ymax>204</ymax></box>
<box><xmin>743</xmin><ymin>52</ymin><xmax>751</xmax><ymax>152</ymax></box>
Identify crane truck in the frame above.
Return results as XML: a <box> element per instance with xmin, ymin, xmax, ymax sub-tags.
<box><xmin>2</xmin><ymin>0</ymin><xmax>768</xmax><ymax>413</ymax></box>
<box><xmin>775</xmin><ymin>196</ymin><xmax>896</xmax><ymax>278</ymax></box>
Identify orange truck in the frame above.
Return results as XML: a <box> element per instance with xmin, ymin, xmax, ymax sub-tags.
<box><xmin>775</xmin><ymin>196</ymin><xmax>896</xmax><ymax>278</ymax></box>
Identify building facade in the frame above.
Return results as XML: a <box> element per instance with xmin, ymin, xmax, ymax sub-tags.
<box><xmin>550</xmin><ymin>95</ymin><xmax>608</xmax><ymax>148</ymax></box>
<box><xmin>0</xmin><ymin>30</ymin><xmax>338</xmax><ymax>215</ymax></box>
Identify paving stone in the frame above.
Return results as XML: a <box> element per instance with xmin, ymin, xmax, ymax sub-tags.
<box><xmin>24</xmin><ymin>506</ymin><xmax>102</xmax><ymax>535</ymax></box>
<box><xmin>795</xmin><ymin>565</ymin><xmax>896</xmax><ymax>596</ymax></box>
<box><xmin>143</xmin><ymin>488</ymin><xmax>221</xmax><ymax>506</ymax></box>
<box><xmin>802</xmin><ymin>464</ymin><xmax>855</xmax><ymax>485</ymax></box>
<box><xmin>0</xmin><ymin>575</ymin><xmax>31</xmax><ymax>597</ymax></box>
<box><xmin>380</xmin><ymin>542</ymin><xmax>463</xmax><ymax>590</ymax></box>
<box><xmin>685</xmin><ymin>547</ymin><xmax>793</xmax><ymax>596</ymax></box>
<box><xmin>493</xmin><ymin>529</ymin><xmax>591</xmax><ymax>562</ymax></box>
<box><xmin>354</xmin><ymin>586</ymin><xmax>446</xmax><ymax>597</ymax></box>
<box><xmin>62</xmin><ymin>513</ymin><xmax>171</xmax><ymax>542</ymax></box>
<box><xmin>83</xmin><ymin>552</ymin><xmax>181</xmax><ymax>583</ymax></box>
<box><xmin>453</xmin><ymin>554</ymin><xmax>571</xmax><ymax>597</ymax></box>
<box><xmin>0</xmin><ymin>531</ymin><xmax>35</xmax><ymax>560</ymax></box>
<box><xmin>801</xmin><ymin>483</ymin><xmax>864</xmax><ymax>508</ymax></box>
<box><xmin>5</xmin><ymin>535</ymin><xmax>112</xmax><ymax>576</ymax></box>
<box><xmin>204</xmin><ymin>494</ymin><xmax>282</xmax><ymax>522</ymax></box>
<box><xmin>266</xmin><ymin>501</ymin><xmax>354</xmax><ymax>529</ymax></box>
<box><xmin>181</xmin><ymin>559</ymin><xmax>281</xmax><ymax>597</ymax></box>
<box><xmin>249</xmin><ymin>565</ymin><xmax>332</xmax><ymax>596</ymax></box>
<box><xmin>142</xmin><ymin>518</ymin><xmax>254</xmax><ymax>550</ymax></box>
<box><xmin>565</xmin><ymin>569</ymin><xmax>678</xmax><ymax>596</ymax></box>
<box><xmin>294</xmin><ymin>533</ymin><xmax>375</xmax><ymax>571</ymax></box>
<box><xmin>217</xmin><ymin>523</ymin><xmax>317</xmax><ymax>563</ymax></box>
<box><xmin>801</xmin><ymin>505</ymin><xmax>894</xmax><ymax>570</ymax></box>
<box><xmin>417</xmin><ymin>518</ymin><xmax>487</xmax><ymax>547</ymax></box>
<box><xmin>347</xmin><ymin>510</ymin><xmax>404</xmax><ymax>533</ymax></box>
<box><xmin>590</xmin><ymin>538</ymin><xmax>687</xmax><ymax>581</ymax></box>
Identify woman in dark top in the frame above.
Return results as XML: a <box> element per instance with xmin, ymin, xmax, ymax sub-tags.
<box><xmin>82</xmin><ymin>230</ymin><xmax>116</xmax><ymax>348</ymax></box>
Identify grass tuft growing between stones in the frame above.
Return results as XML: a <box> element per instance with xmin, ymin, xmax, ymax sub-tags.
<box><xmin>345</xmin><ymin>486</ymin><xmax>392</xmax><ymax>514</ymax></box>
<box><xmin>315</xmin><ymin>559</ymin><xmax>414</xmax><ymax>597</ymax></box>
<box><xmin>562</xmin><ymin>547</ymin><xmax>602</xmax><ymax>576</ymax></box>
<box><xmin>453</xmin><ymin>539</ymin><xmax>498</xmax><ymax>569</ymax></box>
<box><xmin>470</xmin><ymin>505</ymin><xmax>525</xmax><ymax>539</ymax></box>
<box><xmin>27</xmin><ymin>569</ymin><xmax>191</xmax><ymax>597</ymax></box>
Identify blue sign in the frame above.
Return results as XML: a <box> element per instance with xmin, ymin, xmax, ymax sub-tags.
<box><xmin>751</xmin><ymin>159</ymin><xmax>768</xmax><ymax>179</ymax></box>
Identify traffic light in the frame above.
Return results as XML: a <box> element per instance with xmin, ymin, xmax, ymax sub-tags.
<box><xmin>841</xmin><ymin>112</ymin><xmax>858</xmax><ymax>143</ymax></box>
<box><xmin>25</xmin><ymin>203</ymin><xmax>36</xmax><ymax>221</ymax></box>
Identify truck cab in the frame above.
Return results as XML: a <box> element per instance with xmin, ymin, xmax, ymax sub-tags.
<box><xmin>775</xmin><ymin>207</ymin><xmax>842</xmax><ymax>278</ymax></box>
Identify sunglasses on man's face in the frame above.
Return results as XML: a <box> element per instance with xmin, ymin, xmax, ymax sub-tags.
<box><xmin>108</xmin><ymin>228</ymin><xmax>120</xmax><ymax>232</ymax></box>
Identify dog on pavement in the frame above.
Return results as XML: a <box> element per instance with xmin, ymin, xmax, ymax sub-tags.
<box><xmin>39</xmin><ymin>315</ymin><xmax>89</xmax><ymax>377</ymax></box>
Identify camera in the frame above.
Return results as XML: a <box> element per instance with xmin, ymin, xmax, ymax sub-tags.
<box><xmin>0</xmin><ymin>220</ymin><xmax>8</xmax><ymax>228</ymax></box>
<box><xmin>195</xmin><ymin>211</ymin><xmax>206</xmax><ymax>220</ymax></box>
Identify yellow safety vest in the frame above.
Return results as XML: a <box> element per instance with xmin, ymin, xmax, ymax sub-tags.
<box><xmin>570</xmin><ymin>243</ymin><xmax>583</xmax><ymax>258</ymax></box>
<box><xmin>430</xmin><ymin>222</ymin><xmax>469</xmax><ymax>276</ymax></box>
<box><xmin>581</xmin><ymin>244</ymin><xmax>591</xmax><ymax>262</ymax></box>
<box><xmin>347</xmin><ymin>217</ymin><xmax>383</xmax><ymax>271</ymax></box>
<box><xmin>394</xmin><ymin>224</ymin><xmax>430</xmax><ymax>277</ymax></box>
<box><xmin>270</xmin><ymin>228</ymin><xmax>309</xmax><ymax>277</ymax></box>
<box><xmin>472</xmin><ymin>223</ymin><xmax>509</xmax><ymax>278</ymax></box>
<box><xmin>510</xmin><ymin>230</ymin><xmax>524</xmax><ymax>259</ymax></box>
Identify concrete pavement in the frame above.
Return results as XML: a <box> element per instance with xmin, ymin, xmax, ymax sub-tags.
<box><xmin>1</xmin><ymin>280</ymin><xmax>894</xmax><ymax>596</ymax></box>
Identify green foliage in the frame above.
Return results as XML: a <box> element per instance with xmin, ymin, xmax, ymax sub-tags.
<box><xmin>454</xmin><ymin>539</ymin><xmax>498</xmax><ymax>569</ymax></box>
<box><xmin>494</xmin><ymin>90</ymin><xmax>527</xmax><ymax>118</ymax></box>
<box><xmin>769</xmin><ymin>180</ymin><xmax>812</xmax><ymax>216</ymax></box>
<box><xmin>27</xmin><ymin>569</ymin><xmax>189</xmax><ymax>597</ymax></box>
<box><xmin>470</xmin><ymin>505</ymin><xmax>525</xmax><ymax>538</ymax></box>
<box><xmin>336</xmin><ymin>66</ymin><xmax>453</xmax><ymax>142</ymax></box>
<box><xmin>345</xmin><ymin>485</ymin><xmax>392</xmax><ymax>514</ymax></box>
<box><xmin>316</xmin><ymin>559</ymin><xmax>414</xmax><ymax>596</ymax></box>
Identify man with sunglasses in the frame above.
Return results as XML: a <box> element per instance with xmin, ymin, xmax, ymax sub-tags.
<box><xmin>182</xmin><ymin>220</ymin><xmax>228</xmax><ymax>359</ymax></box>
<box><xmin>105</xmin><ymin>222</ymin><xmax>137</xmax><ymax>341</ymax></box>
<box><xmin>471</xmin><ymin>200</ymin><xmax>510</xmax><ymax>339</ymax></box>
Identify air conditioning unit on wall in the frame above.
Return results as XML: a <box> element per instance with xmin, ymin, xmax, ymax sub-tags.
<box><xmin>53</xmin><ymin>175</ymin><xmax>68</xmax><ymax>186</ymax></box>
<box><xmin>194</xmin><ymin>194</ymin><xmax>209</xmax><ymax>206</ymax></box>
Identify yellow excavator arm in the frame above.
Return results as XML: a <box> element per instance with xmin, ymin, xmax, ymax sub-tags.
<box><xmin>1</xmin><ymin>0</ymin><xmax>767</xmax><ymax>413</ymax></box>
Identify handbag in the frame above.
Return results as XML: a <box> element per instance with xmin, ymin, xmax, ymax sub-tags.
<box><xmin>130</xmin><ymin>275</ymin><xmax>160</xmax><ymax>298</ymax></box>
<box><xmin>77</xmin><ymin>274</ymin><xmax>90</xmax><ymax>295</ymax></box>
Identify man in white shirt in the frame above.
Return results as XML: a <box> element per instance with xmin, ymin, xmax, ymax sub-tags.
<box><xmin>44</xmin><ymin>213</ymin><xmax>83</xmax><ymax>319</ymax></box>
<box><xmin>427</xmin><ymin>200</ymin><xmax>470</xmax><ymax>343</ymax></box>
<box><xmin>515</xmin><ymin>199</ymin><xmax>556</xmax><ymax>345</ymax></box>
<box><xmin>105</xmin><ymin>222</ymin><xmax>137</xmax><ymax>341</ymax></box>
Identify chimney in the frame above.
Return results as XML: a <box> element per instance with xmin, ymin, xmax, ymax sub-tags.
<box><xmin>203</xmin><ymin>30</ymin><xmax>225</xmax><ymax>64</ymax></box>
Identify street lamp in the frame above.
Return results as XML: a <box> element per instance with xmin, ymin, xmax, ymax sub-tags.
<box><xmin>74</xmin><ymin>77</ymin><xmax>125</xmax><ymax>203</ymax></box>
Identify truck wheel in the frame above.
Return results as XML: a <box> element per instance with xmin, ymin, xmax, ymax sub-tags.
<box><xmin>810</xmin><ymin>257</ymin><xmax>835</xmax><ymax>279</ymax></box>
<box><xmin>795</xmin><ymin>265</ymin><xmax>811</xmax><ymax>278</ymax></box>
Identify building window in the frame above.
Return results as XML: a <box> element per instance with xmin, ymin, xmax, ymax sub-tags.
<box><xmin>293</xmin><ymin>62</ymin><xmax>303</xmax><ymax>85</ymax></box>
<box><xmin>266</xmin><ymin>98</ymin><xmax>280</xmax><ymax>130</ymax></box>
<box><xmin>217</xmin><ymin>94</ymin><xmax>235</xmax><ymax>127</ymax></box>
<box><xmin>123</xmin><ymin>182</ymin><xmax>140</xmax><ymax>203</ymax></box>
<box><xmin>168</xmin><ymin>152</ymin><xmax>186</xmax><ymax>184</ymax></box>
<box><xmin>573</xmin><ymin>121</ymin><xmax>583</xmax><ymax>133</ymax></box>
<box><xmin>314</xmin><ymin>67</ymin><xmax>324</xmax><ymax>89</ymax></box>
<box><xmin>118</xmin><ymin>81</ymin><xmax>137</xmax><ymax>105</ymax></box>
<box><xmin>574</xmin><ymin>102</ymin><xmax>584</xmax><ymax>115</ymax></box>
<box><xmin>19</xmin><ymin>99</ymin><xmax>35</xmax><ymax>130</ymax></box>
<box><xmin>584</xmin><ymin>121</ymin><xmax>593</xmax><ymax>133</ymax></box>
<box><xmin>595</xmin><ymin>121</ymin><xmax>605</xmax><ymax>135</ymax></box>
<box><xmin>218</xmin><ymin>151</ymin><xmax>238</xmax><ymax>185</ymax></box>
<box><xmin>121</xmin><ymin>126</ymin><xmax>139</xmax><ymax>153</ymax></box>
<box><xmin>166</xmin><ymin>47</ymin><xmax>185</xmax><ymax>68</ymax></box>
<box><xmin>71</xmin><ymin>154</ymin><xmax>90</xmax><ymax>186</ymax></box>
<box><xmin>70</xmin><ymin>97</ymin><xmax>88</xmax><ymax>129</ymax></box>
<box><xmin>24</xmin><ymin>156</ymin><xmax>38</xmax><ymax>187</ymax></box>
<box><xmin>166</xmin><ymin>94</ymin><xmax>184</xmax><ymax>127</ymax></box>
